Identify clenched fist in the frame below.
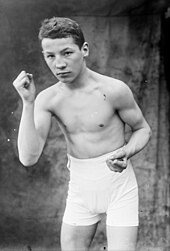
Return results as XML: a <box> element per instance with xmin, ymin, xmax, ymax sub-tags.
<box><xmin>13</xmin><ymin>71</ymin><xmax>36</xmax><ymax>103</ymax></box>
<box><xmin>106</xmin><ymin>146</ymin><xmax>127</xmax><ymax>173</ymax></box>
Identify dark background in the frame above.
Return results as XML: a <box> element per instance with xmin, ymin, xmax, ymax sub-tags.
<box><xmin>0</xmin><ymin>0</ymin><xmax>170</xmax><ymax>250</ymax></box>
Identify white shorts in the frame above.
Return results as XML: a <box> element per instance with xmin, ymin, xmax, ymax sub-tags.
<box><xmin>63</xmin><ymin>150</ymin><xmax>139</xmax><ymax>227</ymax></box>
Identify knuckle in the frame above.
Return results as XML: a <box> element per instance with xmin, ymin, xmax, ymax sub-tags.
<box><xmin>13</xmin><ymin>81</ymin><xmax>18</xmax><ymax>88</ymax></box>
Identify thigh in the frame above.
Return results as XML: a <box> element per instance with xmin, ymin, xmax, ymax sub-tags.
<box><xmin>107</xmin><ymin>226</ymin><xmax>138</xmax><ymax>251</ymax></box>
<box><xmin>60</xmin><ymin>222</ymin><xmax>98</xmax><ymax>251</ymax></box>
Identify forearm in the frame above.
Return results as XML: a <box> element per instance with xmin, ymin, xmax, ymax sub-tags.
<box><xmin>18</xmin><ymin>102</ymin><xmax>42</xmax><ymax>166</ymax></box>
<box><xmin>125</xmin><ymin>125</ymin><xmax>152</xmax><ymax>159</ymax></box>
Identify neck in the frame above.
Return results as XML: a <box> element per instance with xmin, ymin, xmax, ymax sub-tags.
<box><xmin>64</xmin><ymin>64</ymin><xmax>91</xmax><ymax>90</ymax></box>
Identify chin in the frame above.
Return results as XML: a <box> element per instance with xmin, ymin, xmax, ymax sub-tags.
<box><xmin>61</xmin><ymin>76</ymin><xmax>77</xmax><ymax>84</ymax></box>
<box><xmin>60</xmin><ymin>78</ymin><xmax>74</xmax><ymax>85</ymax></box>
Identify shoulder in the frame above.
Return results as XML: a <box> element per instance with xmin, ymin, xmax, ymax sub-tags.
<box><xmin>36</xmin><ymin>82</ymin><xmax>62</xmax><ymax>102</ymax></box>
<box><xmin>96</xmin><ymin>74</ymin><xmax>135</xmax><ymax>109</ymax></box>
<box><xmin>98</xmin><ymin>74</ymin><xmax>133</xmax><ymax>98</ymax></box>
<box><xmin>35</xmin><ymin>82</ymin><xmax>62</xmax><ymax>110</ymax></box>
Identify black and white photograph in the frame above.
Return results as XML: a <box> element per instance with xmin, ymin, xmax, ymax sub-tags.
<box><xmin>0</xmin><ymin>0</ymin><xmax>169</xmax><ymax>250</ymax></box>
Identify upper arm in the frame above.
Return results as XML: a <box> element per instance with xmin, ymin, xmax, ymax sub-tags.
<box><xmin>34</xmin><ymin>92</ymin><xmax>52</xmax><ymax>151</ymax></box>
<box><xmin>114</xmin><ymin>82</ymin><xmax>149</xmax><ymax>131</ymax></box>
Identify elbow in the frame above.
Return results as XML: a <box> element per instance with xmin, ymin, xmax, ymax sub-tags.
<box><xmin>20</xmin><ymin>159</ymin><xmax>38</xmax><ymax>167</ymax></box>
<box><xmin>148</xmin><ymin>125</ymin><xmax>152</xmax><ymax>138</ymax></box>
<box><xmin>146</xmin><ymin>125</ymin><xmax>152</xmax><ymax>142</ymax></box>
<box><xmin>19</xmin><ymin>155</ymin><xmax>39</xmax><ymax>167</ymax></box>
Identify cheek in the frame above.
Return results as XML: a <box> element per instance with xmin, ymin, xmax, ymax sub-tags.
<box><xmin>72</xmin><ymin>56</ymin><xmax>84</xmax><ymax>68</ymax></box>
<box><xmin>45</xmin><ymin>59</ymin><xmax>52</xmax><ymax>67</ymax></box>
<box><xmin>47</xmin><ymin>61</ymin><xmax>56</xmax><ymax>71</ymax></box>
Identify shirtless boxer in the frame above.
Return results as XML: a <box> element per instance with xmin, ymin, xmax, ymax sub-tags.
<box><xmin>13</xmin><ymin>17</ymin><xmax>151</xmax><ymax>251</ymax></box>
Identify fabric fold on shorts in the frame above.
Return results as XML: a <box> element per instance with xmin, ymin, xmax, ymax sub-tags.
<box><xmin>63</xmin><ymin>148</ymin><xmax>139</xmax><ymax>227</ymax></box>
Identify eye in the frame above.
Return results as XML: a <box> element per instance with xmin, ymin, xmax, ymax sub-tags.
<box><xmin>44</xmin><ymin>54</ymin><xmax>55</xmax><ymax>60</ymax></box>
<box><xmin>64</xmin><ymin>51</ymin><xmax>73</xmax><ymax>57</ymax></box>
<box><xmin>47</xmin><ymin>54</ymin><xmax>55</xmax><ymax>59</ymax></box>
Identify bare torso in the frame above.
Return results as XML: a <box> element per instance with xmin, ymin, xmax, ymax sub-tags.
<box><xmin>43</xmin><ymin>71</ymin><xmax>125</xmax><ymax>158</ymax></box>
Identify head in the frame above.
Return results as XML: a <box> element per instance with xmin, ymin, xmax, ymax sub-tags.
<box><xmin>38</xmin><ymin>17</ymin><xmax>85</xmax><ymax>50</ymax></box>
<box><xmin>38</xmin><ymin>17</ymin><xmax>89</xmax><ymax>84</ymax></box>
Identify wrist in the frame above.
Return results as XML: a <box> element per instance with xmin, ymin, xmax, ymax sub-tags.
<box><xmin>123</xmin><ymin>145</ymin><xmax>130</xmax><ymax>159</ymax></box>
<box><xmin>22</xmin><ymin>101</ymin><xmax>35</xmax><ymax>110</ymax></box>
<box><xmin>23</xmin><ymin>100</ymin><xmax>35</xmax><ymax>106</ymax></box>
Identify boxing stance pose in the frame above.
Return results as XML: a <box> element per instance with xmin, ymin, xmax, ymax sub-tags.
<box><xmin>13</xmin><ymin>17</ymin><xmax>151</xmax><ymax>251</ymax></box>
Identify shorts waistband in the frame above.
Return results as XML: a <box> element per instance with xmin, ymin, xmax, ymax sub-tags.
<box><xmin>67</xmin><ymin>145</ymin><xmax>126</xmax><ymax>165</ymax></box>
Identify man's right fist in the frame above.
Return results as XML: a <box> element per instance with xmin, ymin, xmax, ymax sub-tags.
<box><xmin>13</xmin><ymin>70</ymin><xmax>36</xmax><ymax>103</ymax></box>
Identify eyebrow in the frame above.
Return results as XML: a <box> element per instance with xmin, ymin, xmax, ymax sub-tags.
<box><xmin>42</xmin><ymin>47</ymin><xmax>73</xmax><ymax>54</ymax></box>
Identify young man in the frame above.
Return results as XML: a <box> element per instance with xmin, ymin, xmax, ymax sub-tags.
<box><xmin>13</xmin><ymin>17</ymin><xmax>151</xmax><ymax>251</ymax></box>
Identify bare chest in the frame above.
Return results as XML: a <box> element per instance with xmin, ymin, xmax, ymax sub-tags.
<box><xmin>54</xmin><ymin>91</ymin><xmax>114</xmax><ymax>133</ymax></box>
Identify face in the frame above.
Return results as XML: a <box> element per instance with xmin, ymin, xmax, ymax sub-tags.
<box><xmin>41</xmin><ymin>37</ymin><xmax>89</xmax><ymax>84</ymax></box>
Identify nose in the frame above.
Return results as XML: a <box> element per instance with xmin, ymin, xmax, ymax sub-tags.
<box><xmin>55</xmin><ymin>56</ymin><xmax>66</xmax><ymax>69</ymax></box>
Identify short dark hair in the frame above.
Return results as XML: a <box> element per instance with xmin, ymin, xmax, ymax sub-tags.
<box><xmin>38</xmin><ymin>17</ymin><xmax>85</xmax><ymax>49</ymax></box>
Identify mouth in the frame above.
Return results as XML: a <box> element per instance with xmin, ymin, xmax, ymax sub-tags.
<box><xmin>57</xmin><ymin>72</ymin><xmax>70</xmax><ymax>77</ymax></box>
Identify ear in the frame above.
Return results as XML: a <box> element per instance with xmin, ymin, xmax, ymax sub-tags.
<box><xmin>81</xmin><ymin>42</ymin><xmax>89</xmax><ymax>57</ymax></box>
